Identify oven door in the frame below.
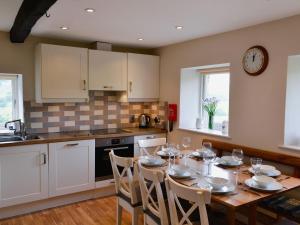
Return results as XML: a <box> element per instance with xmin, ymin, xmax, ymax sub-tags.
<box><xmin>95</xmin><ymin>144</ymin><xmax>134</xmax><ymax>181</ymax></box>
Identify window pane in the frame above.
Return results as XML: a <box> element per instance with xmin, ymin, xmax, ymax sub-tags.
<box><xmin>0</xmin><ymin>79</ymin><xmax>13</xmax><ymax>126</ymax></box>
<box><xmin>203</xmin><ymin>73</ymin><xmax>230</xmax><ymax>126</ymax></box>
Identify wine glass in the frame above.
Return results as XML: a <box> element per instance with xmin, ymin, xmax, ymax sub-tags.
<box><xmin>167</xmin><ymin>143</ymin><xmax>178</xmax><ymax>169</ymax></box>
<box><xmin>202</xmin><ymin>142</ymin><xmax>212</xmax><ymax>150</ymax></box>
<box><xmin>182</xmin><ymin>137</ymin><xmax>191</xmax><ymax>150</ymax></box>
<box><xmin>232</xmin><ymin>149</ymin><xmax>244</xmax><ymax>164</ymax></box>
<box><xmin>250</xmin><ymin>158</ymin><xmax>262</xmax><ymax>175</ymax></box>
<box><xmin>181</xmin><ymin>137</ymin><xmax>191</xmax><ymax>166</ymax></box>
<box><xmin>203</xmin><ymin>150</ymin><xmax>216</xmax><ymax>176</ymax></box>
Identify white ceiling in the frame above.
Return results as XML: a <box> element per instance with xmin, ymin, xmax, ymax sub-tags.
<box><xmin>1</xmin><ymin>0</ymin><xmax>300</xmax><ymax>48</ymax></box>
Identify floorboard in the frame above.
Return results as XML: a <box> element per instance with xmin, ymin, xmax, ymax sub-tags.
<box><xmin>0</xmin><ymin>196</ymin><xmax>139</xmax><ymax>225</ymax></box>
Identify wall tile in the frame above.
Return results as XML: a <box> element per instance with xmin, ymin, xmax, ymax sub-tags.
<box><xmin>64</xmin><ymin>111</ymin><xmax>75</xmax><ymax>116</ymax></box>
<box><xmin>31</xmin><ymin>122</ymin><xmax>43</xmax><ymax>129</ymax></box>
<box><xmin>48</xmin><ymin>106</ymin><xmax>60</xmax><ymax>112</ymax></box>
<box><xmin>79</xmin><ymin>115</ymin><xmax>90</xmax><ymax>121</ymax></box>
<box><xmin>94</xmin><ymin>110</ymin><xmax>104</xmax><ymax>116</ymax></box>
<box><xmin>48</xmin><ymin>116</ymin><xmax>60</xmax><ymax>123</ymax></box>
<box><xmin>30</xmin><ymin>112</ymin><xmax>42</xmax><ymax>118</ymax></box>
<box><xmin>65</xmin><ymin>121</ymin><xmax>75</xmax><ymax>127</ymax></box>
<box><xmin>25</xmin><ymin>91</ymin><xmax>167</xmax><ymax>133</ymax></box>
<box><xmin>48</xmin><ymin>127</ymin><xmax>60</xmax><ymax>133</ymax></box>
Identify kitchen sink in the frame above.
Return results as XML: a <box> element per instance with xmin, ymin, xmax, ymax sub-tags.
<box><xmin>0</xmin><ymin>134</ymin><xmax>41</xmax><ymax>143</ymax></box>
<box><xmin>0</xmin><ymin>135</ymin><xmax>23</xmax><ymax>142</ymax></box>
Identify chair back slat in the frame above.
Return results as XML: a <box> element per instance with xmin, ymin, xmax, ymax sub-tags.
<box><xmin>136</xmin><ymin>161</ymin><xmax>169</xmax><ymax>225</ymax></box>
<box><xmin>138</xmin><ymin>138</ymin><xmax>166</xmax><ymax>156</ymax></box>
<box><xmin>165</xmin><ymin>175</ymin><xmax>210</xmax><ymax>225</ymax></box>
<box><xmin>109</xmin><ymin>151</ymin><xmax>140</xmax><ymax>204</ymax></box>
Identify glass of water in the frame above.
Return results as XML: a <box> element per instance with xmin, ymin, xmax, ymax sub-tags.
<box><xmin>232</xmin><ymin>149</ymin><xmax>244</xmax><ymax>164</ymax></box>
<box><xmin>181</xmin><ymin>137</ymin><xmax>191</xmax><ymax>166</ymax></box>
<box><xmin>250</xmin><ymin>157</ymin><xmax>262</xmax><ymax>175</ymax></box>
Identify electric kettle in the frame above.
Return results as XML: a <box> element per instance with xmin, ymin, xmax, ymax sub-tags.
<box><xmin>139</xmin><ymin>114</ymin><xmax>151</xmax><ymax>128</ymax></box>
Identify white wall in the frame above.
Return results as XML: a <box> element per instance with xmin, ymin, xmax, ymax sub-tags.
<box><xmin>284</xmin><ymin>55</ymin><xmax>300</xmax><ymax>146</ymax></box>
<box><xmin>179</xmin><ymin>68</ymin><xmax>200</xmax><ymax>129</ymax></box>
<box><xmin>158</xmin><ymin>15</ymin><xmax>300</xmax><ymax>156</ymax></box>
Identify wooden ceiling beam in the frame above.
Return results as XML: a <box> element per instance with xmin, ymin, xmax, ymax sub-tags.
<box><xmin>10</xmin><ymin>0</ymin><xmax>57</xmax><ymax>43</ymax></box>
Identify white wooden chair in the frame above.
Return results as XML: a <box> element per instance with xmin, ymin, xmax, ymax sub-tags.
<box><xmin>138</xmin><ymin>138</ymin><xmax>167</xmax><ymax>156</ymax></box>
<box><xmin>165</xmin><ymin>174</ymin><xmax>211</xmax><ymax>225</ymax></box>
<box><xmin>135</xmin><ymin>161</ymin><xmax>169</xmax><ymax>225</ymax></box>
<box><xmin>109</xmin><ymin>151</ymin><xmax>143</xmax><ymax>225</ymax></box>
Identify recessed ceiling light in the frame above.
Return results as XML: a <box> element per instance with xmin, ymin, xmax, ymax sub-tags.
<box><xmin>138</xmin><ymin>38</ymin><xmax>144</xmax><ymax>41</ymax></box>
<box><xmin>176</xmin><ymin>26</ymin><xmax>183</xmax><ymax>30</ymax></box>
<box><xmin>85</xmin><ymin>8</ymin><xmax>95</xmax><ymax>13</ymax></box>
<box><xmin>60</xmin><ymin>26</ymin><xmax>69</xmax><ymax>30</ymax></box>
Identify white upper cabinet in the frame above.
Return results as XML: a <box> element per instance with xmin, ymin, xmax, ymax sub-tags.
<box><xmin>0</xmin><ymin>144</ymin><xmax>48</xmax><ymax>208</ymax></box>
<box><xmin>127</xmin><ymin>53</ymin><xmax>160</xmax><ymax>101</ymax></box>
<box><xmin>35</xmin><ymin>44</ymin><xmax>89</xmax><ymax>103</ymax></box>
<box><xmin>49</xmin><ymin>140</ymin><xmax>95</xmax><ymax>197</ymax></box>
<box><xmin>88</xmin><ymin>50</ymin><xmax>127</xmax><ymax>91</ymax></box>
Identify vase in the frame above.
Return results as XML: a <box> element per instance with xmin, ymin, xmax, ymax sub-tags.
<box><xmin>208</xmin><ymin>114</ymin><xmax>214</xmax><ymax>130</ymax></box>
<box><xmin>196</xmin><ymin>118</ymin><xmax>201</xmax><ymax>129</ymax></box>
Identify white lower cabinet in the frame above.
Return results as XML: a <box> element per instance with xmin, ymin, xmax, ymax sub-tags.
<box><xmin>49</xmin><ymin>140</ymin><xmax>95</xmax><ymax>197</ymax></box>
<box><xmin>0</xmin><ymin>144</ymin><xmax>48</xmax><ymax>208</ymax></box>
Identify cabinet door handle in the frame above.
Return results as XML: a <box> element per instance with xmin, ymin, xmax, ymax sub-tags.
<box><xmin>146</xmin><ymin>135</ymin><xmax>155</xmax><ymax>139</ymax></box>
<box><xmin>129</xmin><ymin>81</ymin><xmax>132</xmax><ymax>92</ymax></box>
<box><xmin>65</xmin><ymin>143</ymin><xmax>79</xmax><ymax>147</ymax></box>
<box><xmin>103</xmin><ymin>86</ymin><xmax>113</xmax><ymax>89</ymax></box>
<box><xmin>41</xmin><ymin>153</ymin><xmax>47</xmax><ymax>165</ymax></box>
<box><xmin>103</xmin><ymin>146</ymin><xmax>129</xmax><ymax>152</ymax></box>
<box><xmin>83</xmin><ymin>80</ymin><xmax>87</xmax><ymax>91</ymax></box>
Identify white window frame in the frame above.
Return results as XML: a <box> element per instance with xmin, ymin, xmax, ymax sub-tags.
<box><xmin>0</xmin><ymin>73</ymin><xmax>24</xmax><ymax>130</ymax></box>
<box><xmin>199</xmin><ymin>69</ymin><xmax>230</xmax><ymax>132</ymax></box>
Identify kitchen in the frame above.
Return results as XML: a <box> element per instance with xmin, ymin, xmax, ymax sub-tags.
<box><xmin>1</xmin><ymin>1</ymin><xmax>300</xmax><ymax>225</ymax></box>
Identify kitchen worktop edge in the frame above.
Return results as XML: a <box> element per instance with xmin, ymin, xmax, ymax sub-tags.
<box><xmin>0</xmin><ymin>128</ymin><xmax>167</xmax><ymax>148</ymax></box>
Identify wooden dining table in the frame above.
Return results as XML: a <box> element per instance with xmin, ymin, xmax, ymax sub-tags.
<box><xmin>142</xmin><ymin>152</ymin><xmax>300</xmax><ymax>225</ymax></box>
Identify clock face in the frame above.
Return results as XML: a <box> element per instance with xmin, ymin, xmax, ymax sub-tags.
<box><xmin>243</xmin><ymin>46</ymin><xmax>268</xmax><ymax>76</ymax></box>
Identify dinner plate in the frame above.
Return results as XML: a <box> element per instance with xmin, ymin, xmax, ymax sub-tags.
<box><xmin>168</xmin><ymin>165</ymin><xmax>193</xmax><ymax>179</ymax></box>
<box><xmin>244</xmin><ymin>178</ymin><xmax>283</xmax><ymax>192</ymax></box>
<box><xmin>191</xmin><ymin>150</ymin><xmax>205</xmax><ymax>158</ymax></box>
<box><xmin>193</xmin><ymin>180</ymin><xmax>235</xmax><ymax>194</ymax></box>
<box><xmin>248</xmin><ymin>167</ymin><xmax>281</xmax><ymax>177</ymax></box>
<box><xmin>216</xmin><ymin>156</ymin><xmax>243</xmax><ymax>167</ymax></box>
<box><xmin>212</xmin><ymin>183</ymin><xmax>236</xmax><ymax>194</ymax></box>
<box><xmin>156</xmin><ymin>150</ymin><xmax>170</xmax><ymax>157</ymax></box>
<box><xmin>139</xmin><ymin>156</ymin><xmax>166</xmax><ymax>167</ymax></box>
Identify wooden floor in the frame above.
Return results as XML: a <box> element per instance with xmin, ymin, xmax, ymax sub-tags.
<box><xmin>0</xmin><ymin>196</ymin><xmax>139</xmax><ymax>225</ymax></box>
<box><xmin>0</xmin><ymin>196</ymin><xmax>297</xmax><ymax>225</ymax></box>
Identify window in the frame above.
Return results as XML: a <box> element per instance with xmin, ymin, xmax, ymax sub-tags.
<box><xmin>180</xmin><ymin>64</ymin><xmax>230</xmax><ymax>137</ymax></box>
<box><xmin>0</xmin><ymin>74</ymin><xmax>24</xmax><ymax>131</ymax></box>
<box><xmin>200</xmin><ymin>69</ymin><xmax>230</xmax><ymax>131</ymax></box>
<box><xmin>283</xmin><ymin>55</ymin><xmax>300</xmax><ymax>148</ymax></box>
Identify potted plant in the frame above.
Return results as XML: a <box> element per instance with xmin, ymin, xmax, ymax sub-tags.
<box><xmin>203</xmin><ymin>97</ymin><xmax>218</xmax><ymax>130</ymax></box>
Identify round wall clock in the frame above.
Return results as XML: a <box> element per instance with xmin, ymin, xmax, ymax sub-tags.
<box><xmin>242</xmin><ymin>45</ymin><xmax>269</xmax><ymax>76</ymax></box>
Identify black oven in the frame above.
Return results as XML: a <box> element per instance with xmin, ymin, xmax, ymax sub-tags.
<box><xmin>95</xmin><ymin>136</ymin><xmax>134</xmax><ymax>181</ymax></box>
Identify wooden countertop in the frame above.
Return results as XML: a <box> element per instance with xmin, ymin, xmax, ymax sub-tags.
<box><xmin>0</xmin><ymin>128</ymin><xmax>167</xmax><ymax>148</ymax></box>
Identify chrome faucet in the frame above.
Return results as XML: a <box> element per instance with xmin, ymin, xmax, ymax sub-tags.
<box><xmin>4</xmin><ymin>119</ymin><xmax>26</xmax><ymax>137</ymax></box>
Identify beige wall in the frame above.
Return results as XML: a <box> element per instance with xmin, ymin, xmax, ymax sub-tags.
<box><xmin>158</xmin><ymin>15</ymin><xmax>300</xmax><ymax>156</ymax></box>
<box><xmin>0</xmin><ymin>31</ymin><xmax>155</xmax><ymax>101</ymax></box>
<box><xmin>0</xmin><ymin>32</ymin><xmax>90</xmax><ymax>101</ymax></box>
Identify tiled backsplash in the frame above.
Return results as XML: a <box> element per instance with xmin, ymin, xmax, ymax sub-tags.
<box><xmin>24</xmin><ymin>91</ymin><xmax>168</xmax><ymax>134</ymax></box>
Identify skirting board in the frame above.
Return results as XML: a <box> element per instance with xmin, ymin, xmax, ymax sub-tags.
<box><xmin>0</xmin><ymin>187</ymin><xmax>115</xmax><ymax>219</ymax></box>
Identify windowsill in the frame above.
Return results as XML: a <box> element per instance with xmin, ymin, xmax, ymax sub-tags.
<box><xmin>178</xmin><ymin>127</ymin><xmax>231</xmax><ymax>139</ymax></box>
<box><xmin>279</xmin><ymin>145</ymin><xmax>300</xmax><ymax>152</ymax></box>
